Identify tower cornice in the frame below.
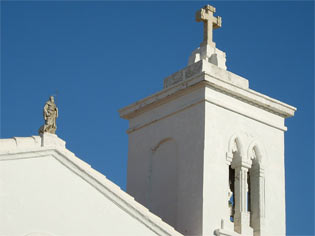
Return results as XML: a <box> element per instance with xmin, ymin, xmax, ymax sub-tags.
<box><xmin>119</xmin><ymin>60</ymin><xmax>296</xmax><ymax>122</ymax></box>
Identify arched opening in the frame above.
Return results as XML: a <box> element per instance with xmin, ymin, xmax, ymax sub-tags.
<box><xmin>226</xmin><ymin>136</ymin><xmax>243</xmax><ymax>224</ymax></box>
<box><xmin>248</xmin><ymin>144</ymin><xmax>265</xmax><ymax>236</ymax></box>
<box><xmin>229</xmin><ymin>165</ymin><xmax>235</xmax><ymax>222</ymax></box>
<box><xmin>225</xmin><ymin>137</ymin><xmax>265</xmax><ymax>236</ymax></box>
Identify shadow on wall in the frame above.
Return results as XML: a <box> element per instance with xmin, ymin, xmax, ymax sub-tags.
<box><xmin>148</xmin><ymin>137</ymin><xmax>178</xmax><ymax>229</ymax></box>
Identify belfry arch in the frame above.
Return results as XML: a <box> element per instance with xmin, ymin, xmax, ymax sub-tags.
<box><xmin>224</xmin><ymin>135</ymin><xmax>266</xmax><ymax>236</ymax></box>
<box><xmin>226</xmin><ymin>135</ymin><xmax>244</xmax><ymax>225</ymax></box>
<box><xmin>226</xmin><ymin>135</ymin><xmax>245</xmax><ymax>164</ymax></box>
<box><xmin>226</xmin><ymin>135</ymin><xmax>251</xmax><ymax>235</ymax></box>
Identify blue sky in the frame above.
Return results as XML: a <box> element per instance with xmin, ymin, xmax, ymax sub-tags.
<box><xmin>1</xmin><ymin>1</ymin><xmax>314</xmax><ymax>235</ymax></box>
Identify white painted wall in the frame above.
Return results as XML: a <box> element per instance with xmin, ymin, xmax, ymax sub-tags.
<box><xmin>203</xmin><ymin>85</ymin><xmax>286</xmax><ymax>235</ymax></box>
<box><xmin>122</xmin><ymin>60</ymin><xmax>294</xmax><ymax>236</ymax></box>
<box><xmin>150</xmin><ymin>138</ymin><xmax>178</xmax><ymax>228</ymax></box>
<box><xmin>0</xmin><ymin>154</ymin><xmax>162</xmax><ymax>236</ymax></box>
<box><xmin>127</xmin><ymin>87</ymin><xmax>206</xmax><ymax>236</ymax></box>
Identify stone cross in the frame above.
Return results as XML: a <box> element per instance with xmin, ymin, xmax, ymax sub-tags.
<box><xmin>196</xmin><ymin>5</ymin><xmax>222</xmax><ymax>47</ymax></box>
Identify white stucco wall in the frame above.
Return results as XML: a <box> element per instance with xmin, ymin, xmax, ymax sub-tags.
<box><xmin>0</xmin><ymin>155</ymin><xmax>160</xmax><ymax>236</ymax></box>
<box><xmin>203</xmin><ymin>85</ymin><xmax>286</xmax><ymax>235</ymax></box>
<box><xmin>121</xmin><ymin>60</ymin><xmax>295</xmax><ymax>236</ymax></box>
<box><xmin>0</xmin><ymin>138</ymin><xmax>182</xmax><ymax>236</ymax></box>
<box><xmin>150</xmin><ymin>138</ymin><xmax>178</xmax><ymax>228</ymax></box>
<box><xmin>127</xmin><ymin>87</ymin><xmax>206</xmax><ymax>236</ymax></box>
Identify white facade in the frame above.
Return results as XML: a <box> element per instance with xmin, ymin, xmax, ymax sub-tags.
<box><xmin>119</xmin><ymin>45</ymin><xmax>296</xmax><ymax>236</ymax></box>
<box><xmin>0</xmin><ymin>133</ymin><xmax>183</xmax><ymax>236</ymax></box>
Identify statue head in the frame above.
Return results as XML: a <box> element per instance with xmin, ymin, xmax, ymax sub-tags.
<box><xmin>49</xmin><ymin>96</ymin><xmax>54</xmax><ymax>103</ymax></box>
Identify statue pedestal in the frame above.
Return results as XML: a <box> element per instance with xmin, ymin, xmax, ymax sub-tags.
<box><xmin>41</xmin><ymin>132</ymin><xmax>66</xmax><ymax>148</ymax></box>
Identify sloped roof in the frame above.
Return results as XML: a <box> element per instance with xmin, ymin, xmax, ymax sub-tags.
<box><xmin>0</xmin><ymin>133</ymin><xmax>183</xmax><ymax>236</ymax></box>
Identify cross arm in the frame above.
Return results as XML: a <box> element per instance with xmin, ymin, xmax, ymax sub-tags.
<box><xmin>213</xmin><ymin>16</ymin><xmax>222</xmax><ymax>29</ymax></box>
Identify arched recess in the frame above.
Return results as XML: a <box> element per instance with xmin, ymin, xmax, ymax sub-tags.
<box><xmin>247</xmin><ymin>141</ymin><xmax>266</xmax><ymax>236</ymax></box>
<box><xmin>147</xmin><ymin>137</ymin><xmax>178</xmax><ymax>229</ymax></box>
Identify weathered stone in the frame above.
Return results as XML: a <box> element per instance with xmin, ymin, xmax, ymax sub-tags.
<box><xmin>196</xmin><ymin>5</ymin><xmax>222</xmax><ymax>47</ymax></box>
<box><xmin>38</xmin><ymin>96</ymin><xmax>58</xmax><ymax>135</ymax></box>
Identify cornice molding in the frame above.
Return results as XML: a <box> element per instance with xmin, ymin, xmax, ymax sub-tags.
<box><xmin>119</xmin><ymin>61</ymin><xmax>296</xmax><ymax>121</ymax></box>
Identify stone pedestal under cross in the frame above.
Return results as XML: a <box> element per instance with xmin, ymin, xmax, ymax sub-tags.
<box><xmin>188</xmin><ymin>4</ymin><xmax>225</xmax><ymax>69</ymax></box>
<box><xmin>196</xmin><ymin>5</ymin><xmax>222</xmax><ymax>47</ymax></box>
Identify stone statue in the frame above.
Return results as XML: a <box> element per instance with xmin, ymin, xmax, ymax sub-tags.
<box><xmin>39</xmin><ymin>96</ymin><xmax>58</xmax><ymax>135</ymax></box>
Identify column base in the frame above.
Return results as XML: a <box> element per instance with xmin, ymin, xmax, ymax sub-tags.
<box><xmin>221</xmin><ymin>219</ymin><xmax>234</xmax><ymax>232</ymax></box>
<box><xmin>215</xmin><ymin>228</ymin><xmax>241</xmax><ymax>236</ymax></box>
<box><xmin>234</xmin><ymin>212</ymin><xmax>253</xmax><ymax>236</ymax></box>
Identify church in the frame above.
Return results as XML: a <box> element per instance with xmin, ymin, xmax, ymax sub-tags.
<box><xmin>0</xmin><ymin>4</ymin><xmax>296</xmax><ymax>236</ymax></box>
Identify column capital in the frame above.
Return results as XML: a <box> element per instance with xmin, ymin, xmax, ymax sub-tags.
<box><xmin>231</xmin><ymin>159</ymin><xmax>252</xmax><ymax>170</ymax></box>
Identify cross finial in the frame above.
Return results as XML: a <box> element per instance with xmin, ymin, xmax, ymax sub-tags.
<box><xmin>196</xmin><ymin>5</ymin><xmax>222</xmax><ymax>47</ymax></box>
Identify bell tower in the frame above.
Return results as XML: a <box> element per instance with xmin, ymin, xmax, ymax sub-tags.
<box><xmin>119</xmin><ymin>5</ymin><xmax>296</xmax><ymax>236</ymax></box>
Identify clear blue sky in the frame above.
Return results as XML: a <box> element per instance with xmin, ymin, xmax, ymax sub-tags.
<box><xmin>1</xmin><ymin>1</ymin><xmax>314</xmax><ymax>235</ymax></box>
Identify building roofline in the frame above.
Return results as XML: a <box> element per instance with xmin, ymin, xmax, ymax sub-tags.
<box><xmin>0</xmin><ymin>134</ymin><xmax>183</xmax><ymax>236</ymax></box>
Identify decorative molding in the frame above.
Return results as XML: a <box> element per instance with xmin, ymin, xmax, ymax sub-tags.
<box><xmin>120</xmin><ymin>60</ymin><xmax>296</xmax><ymax>122</ymax></box>
<box><xmin>247</xmin><ymin>140</ymin><xmax>267</xmax><ymax>169</ymax></box>
<box><xmin>226</xmin><ymin>134</ymin><xmax>245</xmax><ymax>165</ymax></box>
<box><xmin>0</xmin><ymin>136</ymin><xmax>41</xmax><ymax>150</ymax></box>
<box><xmin>204</xmin><ymin>94</ymin><xmax>287</xmax><ymax>131</ymax></box>
<box><xmin>126</xmin><ymin>97</ymin><xmax>205</xmax><ymax>134</ymax></box>
<box><xmin>120</xmin><ymin>75</ymin><xmax>293</xmax><ymax>134</ymax></box>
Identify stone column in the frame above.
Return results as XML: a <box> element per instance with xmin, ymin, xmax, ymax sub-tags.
<box><xmin>234</xmin><ymin>166</ymin><xmax>253</xmax><ymax>235</ymax></box>
<box><xmin>250</xmin><ymin>166</ymin><xmax>265</xmax><ymax>236</ymax></box>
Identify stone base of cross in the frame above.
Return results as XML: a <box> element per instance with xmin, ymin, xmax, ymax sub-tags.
<box><xmin>188</xmin><ymin>44</ymin><xmax>227</xmax><ymax>70</ymax></box>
